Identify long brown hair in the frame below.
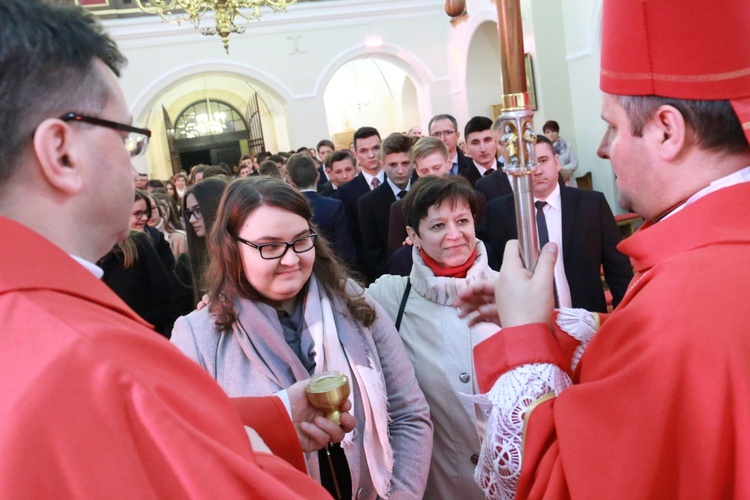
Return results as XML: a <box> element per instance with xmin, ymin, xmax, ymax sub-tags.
<box><xmin>182</xmin><ymin>176</ymin><xmax>229</xmax><ymax>302</ymax></box>
<box><xmin>110</xmin><ymin>230</ymin><xmax>149</xmax><ymax>269</ymax></box>
<box><xmin>205</xmin><ymin>177</ymin><xmax>375</xmax><ymax>330</ymax></box>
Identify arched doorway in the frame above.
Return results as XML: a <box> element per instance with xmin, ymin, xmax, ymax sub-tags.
<box><xmin>135</xmin><ymin>71</ymin><xmax>288</xmax><ymax>180</ymax></box>
<box><xmin>465</xmin><ymin>21</ymin><xmax>504</xmax><ymax>118</ymax></box>
<box><xmin>323</xmin><ymin>57</ymin><xmax>421</xmax><ymax>148</ymax></box>
<box><xmin>172</xmin><ymin>99</ymin><xmax>258</xmax><ymax>170</ymax></box>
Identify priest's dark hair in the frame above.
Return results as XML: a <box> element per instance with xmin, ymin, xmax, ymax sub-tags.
<box><xmin>0</xmin><ymin>0</ymin><xmax>126</xmax><ymax>181</ymax></box>
<box><xmin>617</xmin><ymin>96</ymin><xmax>749</xmax><ymax>155</ymax></box>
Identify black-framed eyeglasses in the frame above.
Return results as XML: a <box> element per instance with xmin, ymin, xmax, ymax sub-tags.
<box><xmin>60</xmin><ymin>113</ymin><xmax>151</xmax><ymax>158</ymax></box>
<box><xmin>235</xmin><ymin>232</ymin><xmax>317</xmax><ymax>260</ymax></box>
<box><xmin>184</xmin><ymin>206</ymin><xmax>202</xmax><ymax>221</ymax></box>
<box><xmin>132</xmin><ymin>209</ymin><xmax>151</xmax><ymax>220</ymax></box>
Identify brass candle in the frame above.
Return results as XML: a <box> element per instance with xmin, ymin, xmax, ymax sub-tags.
<box><xmin>306</xmin><ymin>371</ymin><xmax>351</xmax><ymax>425</ymax></box>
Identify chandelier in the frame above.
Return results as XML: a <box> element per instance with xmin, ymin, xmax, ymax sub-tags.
<box><xmin>135</xmin><ymin>0</ymin><xmax>297</xmax><ymax>53</ymax></box>
<box><xmin>178</xmin><ymin>99</ymin><xmax>228</xmax><ymax>139</ymax></box>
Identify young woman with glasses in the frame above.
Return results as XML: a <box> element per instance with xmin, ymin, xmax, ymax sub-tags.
<box><xmin>180</xmin><ymin>177</ymin><xmax>229</xmax><ymax>306</ymax></box>
<box><xmin>129</xmin><ymin>190</ymin><xmax>151</xmax><ymax>232</ymax></box>
<box><xmin>171</xmin><ymin>177</ymin><xmax>432</xmax><ymax>499</ymax></box>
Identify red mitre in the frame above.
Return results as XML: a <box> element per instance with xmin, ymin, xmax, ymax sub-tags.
<box><xmin>600</xmin><ymin>0</ymin><xmax>750</xmax><ymax>144</ymax></box>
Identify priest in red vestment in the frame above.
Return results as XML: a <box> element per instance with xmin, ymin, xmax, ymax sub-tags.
<box><xmin>0</xmin><ymin>1</ymin><xmax>352</xmax><ymax>497</ymax></box>
<box><xmin>455</xmin><ymin>0</ymin><xmax>750</xmax><ymax>498</ymax></box>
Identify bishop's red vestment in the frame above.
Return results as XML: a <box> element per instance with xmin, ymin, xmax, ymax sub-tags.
<box><xmin>474</xmin><ymin>182</ymin><xmax>750</xmax><ymax>498</ymax></box>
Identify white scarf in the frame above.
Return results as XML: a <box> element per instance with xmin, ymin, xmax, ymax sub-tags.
<box><xmin>305</xmin><ymin>275</ymin><xmax>393</xmax><ymax>498</ymax></box>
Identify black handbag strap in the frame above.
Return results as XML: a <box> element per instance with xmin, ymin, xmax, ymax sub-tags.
<box><xmin>394</xmin><ymin>278</ymin><xmax>411</xmax><ymax>331</ymax></box>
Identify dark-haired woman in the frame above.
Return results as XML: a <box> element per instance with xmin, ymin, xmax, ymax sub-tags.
<box><xmin>132</xmin><ymin>189</ymin><xmax>176</xmax><ymax>273</ymax></box>
<box><xmin>99</xmin><ymin>227</ymin><xmax>178</xmax><ymax>337</ymax></box>
<box><xmin>180</xmin><ymin>176</ymin><xmax>228</xmax><ymax>304</ymax></box>
<box><xmin>367</xmin><ymin>176</ymin><xmax>498</xmax><ymax>500</ymax></box>
<box><xmin>171</xmin><ymin>177</ymin><xmax>432</xmax><ymax>499</ymax></box>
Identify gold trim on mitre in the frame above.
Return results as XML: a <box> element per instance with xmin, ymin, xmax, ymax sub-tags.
<box><xmin>601</xmin><ymin>66</ymin><xmax>750</xmax><ymax>83</ymax></box>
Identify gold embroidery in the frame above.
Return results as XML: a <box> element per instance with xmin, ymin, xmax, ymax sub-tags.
<box><xmin>743</xmin><ymin>122</ymin><xmax>750</xmax><ymax>131</ymax></box>
<box><xmin>522</xmin><ymin>393</ymin><xmax>556</xmax><ymax>445</ymax></box>
<box><xmin>601</xmin><ymin>66</ymin><xmax>750</xmax><ymax>83</ymax></box>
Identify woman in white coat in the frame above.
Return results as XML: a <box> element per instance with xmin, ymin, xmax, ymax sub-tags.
<box><xmin>367</xmin><ymin>176</ymin><xmax>498</xmax><ymax>500</ymax></box>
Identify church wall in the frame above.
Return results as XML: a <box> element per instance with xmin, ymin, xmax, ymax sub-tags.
<box><xmin>103</xmin><ymin>0</ymin><xmax>620</xmax><ymax>211</ymax></box>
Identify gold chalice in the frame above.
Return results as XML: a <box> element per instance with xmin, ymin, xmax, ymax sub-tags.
<box><xmin>305</xmin><ymin>371</ymin><xmax>350</xmax><ymax>425</ymax></box>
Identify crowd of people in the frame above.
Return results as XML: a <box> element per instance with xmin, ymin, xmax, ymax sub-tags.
<box><xmin>115</xmin><ymin>111</ymin><xmax>628</xmax><ymax>342</ymax></box>
<box><xmin>103</xmin><ymin>111</ymin><xmax>632</xmax><ymax>498</ymax></box>
<box><xmin>3</xmin><ymin>0</ymin><xmax>749</xmax><ymax>498</ymax></box>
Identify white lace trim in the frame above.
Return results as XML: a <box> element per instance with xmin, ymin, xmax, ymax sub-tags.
<box><xmin>556</xmin><ymin>307</ymin><xmax>600</xmax><ymax>372</ymax></box>
<box><xmin>469</xmin><ymin>310</ymin><xmax>602</xmax><ymax>499</ymax></box>
<box><xmin>471</xmin><ymin>363</ymin><xmax>571</xmax><ymax>499</ymax></box>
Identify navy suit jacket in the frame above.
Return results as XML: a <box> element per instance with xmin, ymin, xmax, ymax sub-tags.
<box><xmin>476</xmin><ymin>187</ymin><xmax>633</xmax><ymax>312</ymax></box>
<box><xmin>453</xmin><ymin>149</ymin><xmax>474</xmax><ymax>176</ymax></box>
<box><xmin>358</xmin><ymin>181</ymin><xmax>398</xmax><ymax>283</ymax></box>
<box><xmin>302</xmin><ymin>191</ymin><xmax>356</xmax><ymax>267</ymax></box>
<box><xmin>316</xmin><ymin>165</ymin><xmax>328</xmax><ymax>191</ymax></box>
<box><xmin>459</xmin><ymin>158</ymin><xmax>504</xmax><ymax>188</ymax></box>
<box><xmin>475</xmin><ymin>168</ymin><xmax>513</xmax><ymax>202</ymax></box>
<box><xmin>318</xmin><ymin>181</ymin><xmax>335</xmax><ymax>197</ymax></box>
<box><xmin>332</xmin><ymin>173</ymin><xmax>372</xmax><ymax>273</ymax></box>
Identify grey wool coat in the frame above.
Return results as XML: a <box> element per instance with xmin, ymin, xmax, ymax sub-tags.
<box><xmin>171</xmin><ymin>284</ymin><xmax>432</xmax><ymax>500</ymax></box>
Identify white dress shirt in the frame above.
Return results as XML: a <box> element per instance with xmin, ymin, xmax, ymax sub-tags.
<box><xmin>70</xmin><ymin>254</ymin><xmax>104</xmax><ymax>279</ymax></box>
<box><xmin>386</xmin><ymin>177</ymin><xmax>411</xmax><ymax>199</ymax></box>
<box><xmin>361</xmin><ymin>170</ymin><xmax>385</xmax><ymax>190</ymax></box>
<box><xmin>535</xmin><ymin>183</ymin><xmax>572</xmax><ymax>308</ymax></box>
<box><xmin>451</xmin><ymin>152</ymin><xmax>459</xmax><ymax>175</ymax></box>
<box><xmin>473</xmin><ymin>160</ymin><xmax>496</xmax><ymax>177</ymax></box>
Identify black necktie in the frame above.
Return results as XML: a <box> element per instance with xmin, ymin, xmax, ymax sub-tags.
<box><xmin>483</xmin><ymin>168</ymin><xmax>494</xmax><ymax>176</ymax></box>
<box><xmin>535</xmin><ymin>201</ymin><xmax>549</xmax><ymax>246</ymax></box>
<box><xmin>397</xmin><ymin>190</ymin><xmax>407</xmax><ymax>200</ymax></box>
<box><xmin>535</xmin><ymin>200</ymin><xmax>559</xmax><ymax>308</ymax></box>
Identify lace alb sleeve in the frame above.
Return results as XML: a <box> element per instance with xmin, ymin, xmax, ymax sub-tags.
<box><xmin>472</xmin><ymin>363</ymin><xmax>571</xmax><ymax>499</ymax></box>
<box><xmin>470</xmin><ymin>308</ymin><xmax>600</xmax><ymax>499</ymax></box>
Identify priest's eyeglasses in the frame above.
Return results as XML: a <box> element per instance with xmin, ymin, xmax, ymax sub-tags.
<box><xmin>235</xmin><ymin>232</ymin><xmax>318</xmax><ymax>260</ymax></box>
<box><xmin>59</xmin><ymin>113</ymin><xmax>151</xmax><ymax>158</ymax></box>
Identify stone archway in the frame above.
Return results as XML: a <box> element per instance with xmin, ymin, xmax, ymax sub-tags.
<box><xmin>133</xmin><ymin>70</ymin><xmax>289</xmax><ymax>179</ymax></box>
<box><xmin>322</xmin><ymin>57</ymin><xmax>421</xmax><ymax>146</ymax></box>
<box><xmin>129</xmin><ymin>61</ymin><xmax>292</xmax><ymax>179</ymax></box>
<box><xmin>465</xmin><ymin>21</ymin><xmax>504</xmax><ymax>118</ymax></box>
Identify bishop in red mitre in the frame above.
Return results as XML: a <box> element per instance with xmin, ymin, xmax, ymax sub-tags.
<box><xmin>457</xmin><ymin>0</ymin><xmax>750</xmax><ymax>498</ymax></box>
